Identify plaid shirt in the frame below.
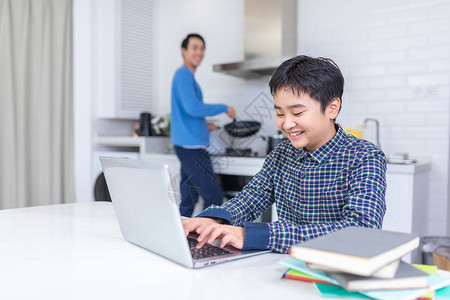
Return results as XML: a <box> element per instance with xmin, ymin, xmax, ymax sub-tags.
<box><xmin>198</xmin><ymin>125</ymin><xmax>387</xmax><ymax>253</ymax></box>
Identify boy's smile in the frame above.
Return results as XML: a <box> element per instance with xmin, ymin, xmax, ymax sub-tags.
<box><xmin>274</xmin><ymin>89</ymin><xmax>340</xmax><ymax>152</ymax></box>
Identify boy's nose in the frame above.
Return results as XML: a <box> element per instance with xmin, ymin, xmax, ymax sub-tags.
<box><xmin>283</xmin><ymin>116</ymin><xmax>296</xmax><ymax>130</ymax></box>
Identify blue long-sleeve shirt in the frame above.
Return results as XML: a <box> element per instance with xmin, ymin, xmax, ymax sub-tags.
<box><xmin>197</xmin><ymin>125</ymin><xmax>387</xmax><ymax>253</ymax></box>
<box><xmin>170</xmin><ymin>65</ymin><xmax>228</xmax><ymax>147</ymax></box>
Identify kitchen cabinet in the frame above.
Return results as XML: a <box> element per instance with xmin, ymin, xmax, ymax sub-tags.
<box><xmin>95</xmin><ymin>0</ymin><xmax>156</xmax><ymax>119</ymax></box>
<box><xmin>383</xmin><ymin>161</ymin><xmax>431</xmax><ymax>263</ymax></box>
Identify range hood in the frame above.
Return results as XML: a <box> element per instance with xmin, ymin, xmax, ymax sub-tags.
<box><xmin>213</xmin><ymin>0</ymin><xmax>297</xmax><ymax>78</ymax></box>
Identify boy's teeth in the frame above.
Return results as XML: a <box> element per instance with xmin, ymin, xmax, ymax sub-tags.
<box><xmin>290</xmin><ymin>132</ymin><xmax>302</xmax><ymax>136</ymax></box>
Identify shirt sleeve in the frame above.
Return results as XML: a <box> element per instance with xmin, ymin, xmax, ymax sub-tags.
<box><xmin>196</xmin><ymin>153</ymin><xmax>277</xmax><ymax>250</ymax></box>
<box><xmin>174</xmin><ymin>70</ymin><xmax>228</xmax><ymax>117</ymax></box>
<box><xmin>268</xmin><ymin>150</ymin><xmax>387</xmax><ymax>253</ymax></box>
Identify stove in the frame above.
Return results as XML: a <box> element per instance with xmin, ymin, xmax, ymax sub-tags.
<box><xmin>225</xmin><ymin>147</ymin><xmax>253</xmax><ymax>157</ymax></box>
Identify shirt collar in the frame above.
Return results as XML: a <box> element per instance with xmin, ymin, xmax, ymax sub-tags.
<box><xmin>297</xmin><ymin>124</ymin><xmax>346</xmax><ymax>164</ymax></box>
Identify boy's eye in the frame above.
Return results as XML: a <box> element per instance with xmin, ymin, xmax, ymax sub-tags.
<box><xmin>293</xmin><ymin>112</ymin><xmax>303</xmax><ymax>116</ymax></box>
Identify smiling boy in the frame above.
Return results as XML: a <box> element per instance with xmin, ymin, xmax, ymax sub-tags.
<box><xmin>182</xmin><ymin>55</ymin><xmax>387</xmax><ymax>253</ymax></box>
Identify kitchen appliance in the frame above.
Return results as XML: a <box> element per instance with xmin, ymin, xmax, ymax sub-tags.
<box><xmin>212</xmin><ymin>0</ymin><xmax>297</xmax><ymax>78</ymax></box>
<box><xmin>223</xmin><ymin>120</ymin><xmax>261</xmax><ymax>157</ymax></box>
<box><xmin>267</xmin><ymin>130</ymin><xmax>287</xmax><ymax>154</ymax></box>
<box><xmin>139</xmin><ymin>112</ymin><xmax>154</xmax><ymax>136</ymax></box>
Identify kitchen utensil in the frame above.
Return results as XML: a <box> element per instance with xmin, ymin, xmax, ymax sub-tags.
<box><xmin>267</xmin><ymin>130</ymin><xmax>287</xmax><ymax>154</ymax></box>
<box><xmin>224</xmin><ymin>120</ymin><xmax>261</xmax><ymax>138</ymax></box>
<box><xmin>140</xmin><ymin>112</ymin><xmax>154</xmax><ymax>136</ymax></box>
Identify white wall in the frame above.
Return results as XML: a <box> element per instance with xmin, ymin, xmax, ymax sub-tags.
<box><xmin>297</xmin><ymin>0</ymin><xmax>450</xmax><ymax>235</ymax></box>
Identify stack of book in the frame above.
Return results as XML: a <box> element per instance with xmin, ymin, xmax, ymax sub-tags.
<box><xmin>281</xmin><ymin>227</ymin><xmax>450</xmax><ymax>300</ymax></box>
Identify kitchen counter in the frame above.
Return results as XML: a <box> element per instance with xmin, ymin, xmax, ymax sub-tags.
<box><xmin>141</xmin><ymin>153</ymin><xmax>265</xmax><ymax>176</ymax></box>
<box><xmin>142</xmin><ymin>152</ymin><xmax>431</xmax><ymax>177</ymax></box>
<box><xmin>96</xmin><ymin>138</ymin><xmax>432</xmax><ymax>260</ymax></box>
<box><xmin>96</xmin><ymin>136</ymin><xmax>431</xmax><ymax>176</ymax></box>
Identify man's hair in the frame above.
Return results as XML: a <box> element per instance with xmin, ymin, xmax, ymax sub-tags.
<box><xmin>269</xmin><ymin>55</ymin><xmax>344</xmax><ymax>113</ymax></box>
<box><xmin>181</xmin><ymin>33</ymin><xmax>205</xmax><ymax>50</ymax></box>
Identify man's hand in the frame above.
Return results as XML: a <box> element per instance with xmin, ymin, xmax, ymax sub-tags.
<box><xmin>226</xmin><ymin>106</ymin><xmax>237</xmax><ymax>119</ymax></box>
<box><xmin>182</xmin><ymin>217</ymin><xmax>245</xmax><ymax>249</ymax></box>
<box><xmin>207</xmin><ymin>122</ymin><xmax>219</xmax><ymax>131</ymax></box>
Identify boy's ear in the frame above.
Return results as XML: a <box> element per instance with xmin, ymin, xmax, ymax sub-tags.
<box><xmin>328</xmin><ymin>98</ymin><xmax>341</xmax><ymax>120</ymax></box>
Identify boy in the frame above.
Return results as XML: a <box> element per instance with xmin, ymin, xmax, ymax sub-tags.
<box><xmin>182</xmin><ymin>55</ymin><xmax>387</xmax><ymax>253</ymax></box>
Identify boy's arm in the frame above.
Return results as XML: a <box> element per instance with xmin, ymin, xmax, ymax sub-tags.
<box><xmin>267</xmin><ymin>151</ymin><xmax>387</xmax><ymax>253</ymax></box>
<box><xmin>194</xmin><ymin>148</ymin><xmax>386</xmax><ymax>253</ymax></box>
<box><xmin>195</xmin><ymin>154</ymin><xmax>277</xmax><ymax>250</ymax></box>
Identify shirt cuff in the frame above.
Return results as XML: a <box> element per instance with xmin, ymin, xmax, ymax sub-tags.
<box><xmin>195</xmin><ymin>208</ymin><xmax>232</xmax><ymax>225</ymax></box>
<box><xmin>242</xmin><ymin>222</ymin><xmax>270</xmax><ymax>250</ymax></box>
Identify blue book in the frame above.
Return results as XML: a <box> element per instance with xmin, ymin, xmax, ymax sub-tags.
<box><xmin>280</xmin><ymin>258</ymin><xmax>339</xmax><ymax>285</ymax></box>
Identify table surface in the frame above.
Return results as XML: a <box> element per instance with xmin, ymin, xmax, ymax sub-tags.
<box><xmin>3</xmin><ymin>202</ymin><xmax>450</xmax><ymax>300</ymax></box>
<box><xmin>1</xmin><ymin>202</ymin><xmax>338</xmax><ymax>300</ymax></box>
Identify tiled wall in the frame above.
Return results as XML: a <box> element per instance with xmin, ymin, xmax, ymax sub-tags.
<box><xmin>298</xmin><ymin>0</ymin><xmax>450</xmax><ymax>235</ymax></box>
<box><xmin>156</xmin><ymin>0</ymin><xmax>450</xmax><ymax>234</ymax></box>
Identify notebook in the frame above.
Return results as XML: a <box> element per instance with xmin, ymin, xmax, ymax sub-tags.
<box><xmin>100</xmin><ymin>156</ymin><xmax>270</xmax><ymax>268</ymax></box>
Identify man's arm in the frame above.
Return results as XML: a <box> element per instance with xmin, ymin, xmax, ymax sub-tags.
<box><xmin>175</xmin><ymin>71</ymin><xmax>228</xmax><ymax>117</ymax></box>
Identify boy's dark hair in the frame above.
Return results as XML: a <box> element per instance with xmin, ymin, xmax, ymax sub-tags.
<box><xmin>269</xmin><ymin>55</ymin><xmax>344</xmax><ymax>113</ymax></box>
<box><xmin>181</xmin><ymin>33</ymin><xmax>205</xmax><ymax>50</ymax></box>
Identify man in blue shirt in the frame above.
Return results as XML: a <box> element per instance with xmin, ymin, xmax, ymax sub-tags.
<box><xmin>171</xmin><ymin>33</ymin><xmax>236</xmax><ymax>217</ymax></box>
<box><xmin>182</xmin><ymin>55</ymin><xmax>387</xmax><ymax>253</ymax></box>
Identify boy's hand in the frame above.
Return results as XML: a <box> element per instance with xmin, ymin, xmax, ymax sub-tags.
<box><xmin>182</xmin><ymin>218</ymin><xmax>244</xmax><ymax>250</ymax></box>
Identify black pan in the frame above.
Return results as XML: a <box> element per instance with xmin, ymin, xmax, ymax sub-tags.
<box><xmin>224</xmin><ymin>120</ymin><xmax>261</xmax><ymax>138</ymax></box>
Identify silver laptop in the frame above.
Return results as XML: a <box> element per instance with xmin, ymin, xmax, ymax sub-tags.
<box><xmin>100</xmin><ymin>156</ymin><xmax>270</xmax><ymax>268</ymax></box>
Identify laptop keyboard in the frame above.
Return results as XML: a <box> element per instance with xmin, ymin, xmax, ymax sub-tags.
<box><xmin>187</xmin><ymin>237</ymin><xmax>233</xmax><ymax>260</ymax></box>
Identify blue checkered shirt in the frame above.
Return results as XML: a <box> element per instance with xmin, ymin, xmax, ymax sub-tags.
<box><xmin>197</xmin><ymin>125</ymin><xmax>387</xmax><ymax>253</ymax></box>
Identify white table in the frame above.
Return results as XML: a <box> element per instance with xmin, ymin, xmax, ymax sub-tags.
<box><xmin>1</xmin><ymin>202</ymin><xmax>336</xmax><ymax>300</ymax></box>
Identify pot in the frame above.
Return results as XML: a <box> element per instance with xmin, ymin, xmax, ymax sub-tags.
<box><xmin>224</xmin><ymin>120</ymin><xmax>261</xmax><ymax>138</ymax></box>
<box><xmin>267</xmin><ymin>131</ymin><xmax>287</xmax><ymax>154</ymax></box>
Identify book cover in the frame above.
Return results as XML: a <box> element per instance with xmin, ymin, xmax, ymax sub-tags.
<box><xmin>315</xmin><ymin>274</ymin><xmax>450</xmax><ymax>300</ymax></box>
<box><xmin>328</xmin><ymin>261</ymin><xmax>428</xmax><ymax>291</ymax></box>
<box><xmin>289</xmin><ymin>227</ymin><xmax>419</xmax><ymax>277</ymax></box>
<box><xmin>307</xmin><ymin>259</ymin><xmax>400</xmax><ymax>279</ymax></box>
<box><xmin>280</xmin><ymin>258</ymin><xmax>339</xmax><ymax>285</ymax></box>
<box><xmin>283</xmin><ymin>268</ymin><xmax>335</xmax><ymax>285</ymax></box>
<box><xmin>361</xmin><ymin>274</ymin><xmax>450</xmax><ymax>300</ymax></box>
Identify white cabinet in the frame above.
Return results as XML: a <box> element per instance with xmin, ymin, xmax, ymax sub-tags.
<box><xmin>383</xmin><ymin>161</ymin><xmax>431</xmax><ymax>235</ymax></box>
<box><xmin>383</xmin><ymin>161</ymin><xmax>431</xmax><ymax>263</ymax></box>
<box><xmin>95</xmin><ymin>0</ymin><xmax>156</xmax><ymax>119</ymax></box>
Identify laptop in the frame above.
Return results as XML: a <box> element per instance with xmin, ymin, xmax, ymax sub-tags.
<box><xmin>100</xmin><ymin>156</ymin><xmax>270</xmax><ymax>268</ymax></box>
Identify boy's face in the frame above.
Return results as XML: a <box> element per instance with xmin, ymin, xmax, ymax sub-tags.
<box><xmin>182</xmin><ymin>37</ymin><xmax>205</xmax><ymax>71</ymax></box>
<box><xmin>274</xmin><ymin>89</ymin><xmax>340</xmax><ymax>152</ymax></box>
